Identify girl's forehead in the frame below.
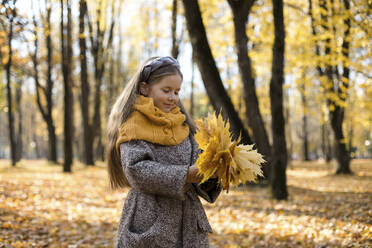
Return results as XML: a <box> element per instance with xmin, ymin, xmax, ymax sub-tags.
<box><xmin>153</xmin><ymin>74</ymin><xmax>182</xmax><ymax>88</ymax></box>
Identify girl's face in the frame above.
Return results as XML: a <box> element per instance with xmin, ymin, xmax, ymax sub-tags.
<box><xmin>140</xmin><ymin>74</ymin><xmax>182</xmax><ymax>113</ymax></box>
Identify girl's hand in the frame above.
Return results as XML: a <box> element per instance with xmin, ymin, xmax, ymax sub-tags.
<box><xmin>186</xmin><ymin>164</ymin><xmax>203</xmax><ymax>183</ymax></box>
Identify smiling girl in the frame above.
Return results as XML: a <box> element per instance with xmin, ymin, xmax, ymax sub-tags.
<box><xmin>106</xmin><ymin>56</ymin><xmax>222</xmax><ymax>248</ymax></box>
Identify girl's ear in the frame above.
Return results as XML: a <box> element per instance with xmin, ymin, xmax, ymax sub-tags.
<box><xmin>139</xmin><ymin>82</ymin><xmax>149</xmax><ymax>96</ymax></box>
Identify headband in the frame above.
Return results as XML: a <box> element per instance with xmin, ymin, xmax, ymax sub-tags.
<box><xmin>140</xmin><ymin>56</ymin><xmax>180</xmax><ymax>83</ymax></box>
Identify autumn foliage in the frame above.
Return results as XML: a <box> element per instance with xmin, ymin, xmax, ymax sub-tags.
<box><xmin>0</xmin><ymin>159</ymin><xmax>370</xmax><ymax>247</ymax></box>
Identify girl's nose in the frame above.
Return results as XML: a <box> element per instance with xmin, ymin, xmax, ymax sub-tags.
<box><xmin>169</xmin><ymin>92</ymin><xmax>177</xmax><ymax>101</ymax></box>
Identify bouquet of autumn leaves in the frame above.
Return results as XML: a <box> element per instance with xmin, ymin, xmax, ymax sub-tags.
<box><xmin>195</xmin><ymin>112</ymin><xmax>265</xmax><ymax>192</ymax></box>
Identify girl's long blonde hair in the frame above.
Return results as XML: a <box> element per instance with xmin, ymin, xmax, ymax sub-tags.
<box><xmin>106</xmin><ymin>56</ymin><xmax>196</xmax><ymax>190</ymax></box>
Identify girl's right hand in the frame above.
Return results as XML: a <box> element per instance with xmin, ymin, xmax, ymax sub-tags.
<box><xmin>186</xmin><ymin>164</ymin><xmax>203</xmax><ymax>183</ymax></box>
<box><xmin>186</xmin><ymin>164</ymin><xmax>218</xmax><ymax>183</ymax></box>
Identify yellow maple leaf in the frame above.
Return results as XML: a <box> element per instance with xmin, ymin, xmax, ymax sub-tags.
<box><xmin>195</xmin><ymin>112</ymin><xmax>265</xmax><ymax>192</ymax></box>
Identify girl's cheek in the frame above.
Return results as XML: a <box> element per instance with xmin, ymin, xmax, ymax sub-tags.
<box><xmin>157</xmin><ymin>91</ymin><xmax>165</xmax><ymax>99</ymax></box>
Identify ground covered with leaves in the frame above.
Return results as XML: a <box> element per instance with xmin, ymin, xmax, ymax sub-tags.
<box><xmin>0</xmin><ymin>159</ymin><xmax>371</xmax><ymax>247</ymax></box>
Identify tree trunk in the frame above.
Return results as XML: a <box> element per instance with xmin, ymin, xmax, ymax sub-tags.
<box><xmin>107</xmin><ymin>54</ymin><xmax>115</xmax><ymax>118</ymax></box>
<box><xmin>87</xmin><ymin>0</ymin><xmax>116</xmax><ymax>163</ymax></box>
<box><xmin>79</xmin><ymin>0</ymin><xmax>94</xmax><ymax>165</ymax></box>
<box><xmin>318</xmin><ymin>0</ymin><xmax>351</xmax><ymax>173</ymax></box>
<box><xmin>308</xmin><ymin>0</ymin><xmax>323</xmax><ymax>78</ymax></box>
<box><xmin>115</xmin><ymin>9</ymin><xmax>123</xmax><ymax>97</ymax></box>
<box><xmin>15</xmin><ymin>81</ymin><xmax>23</xmax><ymax>162</ymax></box>
<box><xmin>61</xmin><ymin>0</ymin><xmax>74</xmax><ymax>172</ymax></box>
<box><xmin>227</xmin><ymin>0</ymin><xmax>272</xmax><ymax>180</ymax></box>
<box><xmin>47</xmin><ymin>120</ymin><xmax>57</xmax><ymax>162</ymax></box>
<box><xmin>171</xmin><ymin>0</ymin><xmax>179</xmax><ymax>59</ymax></box>
<box><xmin>331</xmin><ymin>108</ymin><xmax>350</xmax><ymax>173</ymax></box>
<box><xmin>31</xmin><ymin>2</ymin><xmax>58</xmax><ymax>163</ymax></box>
<box><xmin>5</xmin><ymin>7</ymin><xmax>16</xmax><ymax>166</ymax></box>
<box><xmin>31</xmin><ymin>113</ymin><xmax>41</xmax><ymax>159</ymax></box>
<box><xmin>300</xmin><ymin>84</ymin><xmax>310</xmax><ymax>161</ymax></box>
<box><xmin>321</xmin><ymin>118</ymin><xmax>333</xmax><ymax>162</ymax></box>
<box><xmin>333</xmin><ymin>0</ymin><xmax>351</xmax><ymax>173</ymax></box>
<box><xmin>182</xmin><ymin>0</ymin><xmax>252</xmax><ymax>144</ymax></box>
<box><xmin>302</xmin><ymin>113</ymin><xmax>309</xmax><ymax>161</ymax></box>
<box><xmin>325</xmin><ymin>122</ymin><xmax>332</xmax><ymax>162</ymax></box>
<box><xmin>309</xmin><ymin>0</ymin><xmax>331</xmax><ymax>163</ymax></box>
<box><xmin>92</xmin><ymin>8</ymin><xmax>104</xmax><ymax>164</ymax></box>
<box><xmin>284</xmin><ymin>91</ymin><xmax>293</xmax><ymax>163</ymax></box>
<box><xmin>270</xmin><ymin>0</ymin><xmax>288</xmax><ymax>200</ymax></box>
<box><xmin>96</xmin><ymin>137</ymin><xmax>105</xmax><ymax>161</ymax></box>
<box><xmin>190</xmin><ymin>51</ymin><xmax>195</xmax><ymax>118</ymax></box>
<box><xmin>319</xmin><ymin>0</ymin><xmax>339</xmax><ymax>165</ymax></box>
<box><xmin>348</xmin><ymin>124</ymin><xmax>353</xmax><ymax>158</ymax></box>
<box><xmin>45</xmin><ymin>3</ymin><xmax>58</xmax><ymax>163</ymax></box>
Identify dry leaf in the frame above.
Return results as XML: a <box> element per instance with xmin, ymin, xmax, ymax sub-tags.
<box><xmin>195</xmin><ymin>112</ymin><xmax>265</xmax><ymax>192</ymax></box>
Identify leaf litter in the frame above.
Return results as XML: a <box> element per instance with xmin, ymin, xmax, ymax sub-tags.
<box><xmin>0</xmin><ymin>159</ymin><xmax>371</xmax><ymax>247</ymax></box>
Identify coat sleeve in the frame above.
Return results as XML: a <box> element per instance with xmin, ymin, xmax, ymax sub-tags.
<box><xmin>119</xmin><ymin>140</ymin><xmax>189</xmax><ymax>200</ymax></box>
<box><xmin>192</xmin><ymin>178</ymin><xmax>222</xmax><ymax>203</ymax></box>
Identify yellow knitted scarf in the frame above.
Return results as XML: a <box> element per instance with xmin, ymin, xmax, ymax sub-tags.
<box><xmin>116</xmin><ymin>95</ymin><xmax>190</xmax><ymax>153</ymax></box>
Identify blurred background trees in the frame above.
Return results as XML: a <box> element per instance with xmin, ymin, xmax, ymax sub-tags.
<box><xmin>0</xmin><ymin>0</ymin><xmax>371</xmax><ymax>199</ymax></box>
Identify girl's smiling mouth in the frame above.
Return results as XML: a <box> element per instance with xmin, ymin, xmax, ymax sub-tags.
<box><xmin>164</xmin><ymin>103</ymin><xmax>174</xmax><ymax>108</ymax></box>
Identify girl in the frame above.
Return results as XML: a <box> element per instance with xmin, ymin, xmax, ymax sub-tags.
<box><xmin>106</xmin><ymin>56</ymin><xmax>222</xmax><ymax>248</ymax></box>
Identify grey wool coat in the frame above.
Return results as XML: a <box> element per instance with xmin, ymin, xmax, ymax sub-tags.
<box><xmin>115</xmin><ymin>135</ymin><xmax>222</xmax><ymax>248</ymax></box>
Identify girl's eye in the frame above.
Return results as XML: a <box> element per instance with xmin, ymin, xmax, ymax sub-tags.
<box><xmin>175</xmin><ymin>91</ymin><xmax>179</xmax><ymax>95</ymax></box>
<box><xmin>162</xmin><ymin>89</ymin><xmax>170</xmax><ymax>93</ymax></box>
